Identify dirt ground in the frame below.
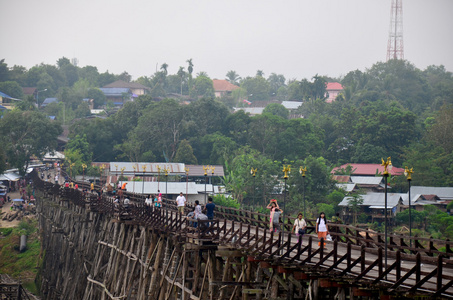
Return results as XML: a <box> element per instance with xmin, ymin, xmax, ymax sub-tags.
<box><xmin>0</xmin><ymin>191</ymin><xmax>26</xmax><ymax>228</ymax></box>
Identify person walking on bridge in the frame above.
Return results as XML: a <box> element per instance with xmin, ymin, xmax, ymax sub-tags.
<box><xmin>176</xmin><ymin>192</ymin><xmax>186</xmax><ymax>214</ymax></box>
<box><xmin>316</xmin><ymin>212</ymin><xmax>329</xmax><ymax>248</ymax></box>
<box><xmin>267</xmin><ymin>199</ymin><xmax>280</xmax><ymax>232</ymax></box>
<box><xmin>292</xmin><ymin>213</ymin><xmax>307</xmax><ymax>237</ymax></box>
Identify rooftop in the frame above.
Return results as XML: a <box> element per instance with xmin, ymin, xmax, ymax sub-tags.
<box><xmin>326</xmin><ymin>82</ymin><xmax>343</xmax><ymax>91</ymax></box>
<box><xmin>212</xmin><ymin>79</ymin><xmax>240</xmax><ymax>92</ymax></box>
<box><xmin>331</xmin><ymin>163</ymin><xmax>405</xmax><ymax>176</ymax></box>
<box><xmin>339</xmin><ymin>192</ymin><xmax>403</xmax><ymax>208</ymax></box>
<box><xmin>103</xmin><ymin>80</ymin><xmax>149</xmax><ymax>90</ymax></box>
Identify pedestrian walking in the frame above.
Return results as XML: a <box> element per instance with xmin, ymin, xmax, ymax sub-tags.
<box><xmin>266</xmin><ymin>199</ymin><xmax>279</xmax><ymax>232</ymax></box>
<box><xmin>145</xmin><ymin>194</ymin><xmax>153</xmax><ymax>206</ymax></box>
<box><xmin>272</xmin><ymin>208</ymin><xmax>282</xmax><ymax>232</ymax></box>
<box><xmin>176</xmin><ymin>192</ymin><xmax>186</xmax><ymax>214</ymax></box>
<box><xmin>316</xmin><ymin>212</ymin><xmax>329</xmax><ymax>248</ymax></box>
<box><xmin>292</xmin><ymin>213</ymin><xmax>307</xmax><ymax>237</ymax></box>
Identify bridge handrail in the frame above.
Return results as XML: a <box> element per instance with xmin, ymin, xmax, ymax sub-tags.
<box><xmin>32</xmin><ymin>170</ymin><xmax>453</xmax><ymax>259</ymax></box>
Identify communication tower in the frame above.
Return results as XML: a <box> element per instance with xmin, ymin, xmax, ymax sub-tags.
<box><xmin>386</xmin><ymin>0</ymin><xmax>404</xmax><ymax>61</ymax></box>
<box><xmin>71</xmin><ymin>57</ymin><xmax>79</xmax><ymax>67</ymax></box>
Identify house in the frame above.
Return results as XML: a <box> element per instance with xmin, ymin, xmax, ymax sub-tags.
<box><xmin>331</xmin><ymin>163</ymin><xmax>405</xmax><ymax>177</ymax></box>
<box><xmin>233</xmin><ymin>107</ymin><xmax>264</xmax><ymax>116</ymax></box>
<box><xmin>325</xmin><ymin>82</ymin><xmax>343</xmax><ymax>103</ymax></box>
<box><xmin>339</xmin><ymin>192</ymin><xmax>404</xmax><ymax>224</ymax></box>
<box><xmin>281</xmin><ymin>101</ymin><xmax>303</xmax><ymax>118</ymax></box>
<box><xmin>234</xmin><ymin>100</ymin><xmax>303</xmax><ymax>118</ymax></box>
<box><xmin>350</xmin><ymin>176</ymin><xmax>385</xmax><ymax>192</ymax></box>
<box><xmin>213</xmin><ymin>80</ymin><xmax>240</xmax><ymax>98</ymax></box>
<box><xmin>336</xmin><ymin>183</ymin><xmax>356</xmax><ymax>193</ymax></box>
<box><xmin>403</xmin><ymin>186</ymin><xmax>453</xmax><ymax>212</ymax></box>
<box><xmin>332</xmin><ymin>175</ymin><xmax>351</xmax><ymax>183</ymax></box>
<box><xmin>22</xmin><ymin>87</ymin><xmax>37</xmax><ymax>98</ymax></box>
<box><xmin>99</xmin><ymin>88</ymin><xmax>133</xmax><ymax>106</ymax></box>
<box><xmin>0</xmin><ymin>91</ymin><xmax>20</xmax><ymax>110</ymax></box>
<box><xmin>41</xmin><ymin>98</ymin><xmax>58</xmax><ymax>107</ymax></box>
<box><xmin>103</xmin><ymin>80</ymin><xmax>150</xmax><ymax>96</ymax></box>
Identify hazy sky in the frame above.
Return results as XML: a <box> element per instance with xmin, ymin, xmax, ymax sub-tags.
<box><xmin>1</xmin><ymin>0</ymin><xmax>452</xmax><ymax>81</ymax></box>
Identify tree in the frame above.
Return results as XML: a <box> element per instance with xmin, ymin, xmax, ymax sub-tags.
<box><xmin>0</xmin><ymin>81</ymin><xmax>24</xmax><ymax>99</ymax></box>
<box><xmin>0</xmin><ymin>110</ymin><xmax>62</xmax><ymax>176</ymax></box>
<box><xmin>71</xmin><ymin>118</ymin><xmax>119</xmax><ymax>162</ymax></box>
<box><xmin>126</xmin><ymin>99</ymin><xmax>186</xmax><ymax>162</ymax></box>
<box><xmin>14</xmin><ymin>95</ymin><xmax>37</xmax><ymax>111</ymax></box>
<box><xmin>174</xmin><ymin>139</ymin><xmax>198</xmax><ymax>164</ymax></box>
<box><xmin>267</xmin><ymin>73</ymin><xmax>286</xmax><ymax>95</ymax></box>
<box><xmin>177</xmin><ymin>67</ymin><xmax>186</xmax><ymax>95</ymax></box>
<box><xmin>87</xmin><ymin>88</ymin><xmax>106</xmax><ymax>108</ymax></box>
<box><xmin>196</xmin><ymin>71</ymin><xmax>208</xmax><ymax>78</ymax></box>
<box><xmin>262</xmin><ymin>103</ymin><xmax>289</xmax><ymax>119</ymax></box>
<box><xmin>241</xmin><ymin>76</ymin><xmax>270</xmax><ymax>102</ymax></box>
<box><xmin>185</xmin><ymin>98</ymin><xmax>229</xmax><ymax>138</ymax></box>
<box><xmin>348</xmin><ymin>191</ymin><xmax>364</xmax><ymax>225</ymax></box>
<box><xmin>226</xmin><ymin>70</ymin><xmax>241</xmax><ymax>86</ymax></box>
<box><xmin>191</xmin><ymin>75</ymin><xmax>214</xmax><ymax>99</ymax></box>
<box><xmin>118</xmin><ymin>71</ymin><xmax>131</xmax><ymax>82</ymax></box>
<box><xmin>186</xmin><ymin>59</ymin><xmax>193</xmax><ymax>76</ymax></box>
<box><xmin>75</xmin><ymin>102</ymin><xmax>91</xmax><ymax>118</ymax></box>
<box><xmin>311</xmin><ymin>74</ymin><xmax>327</xmax><ymax>100</ymax></box>
<box><xmin>0</xmin><ymin>59</ymin><xmax>9</xmax><ymax>82</ymax></box>
<box><xmin>160</xmin><ymin>63</ymin><xmax>169</xmax><ymax>76</ymax></box>
<box><xmin>66</xmin><ymin>134</ymin><xmax>92</xmax><ymax>163</ymax></box>
<box><xmin>0</xmin><ymin>148</ymin><xmax>6</xmax><ymax>175</ymax></box>
<box><xmin>187</xmin><ymin>58</ymin><xmax>194</xmax><ymax>91</ymax></box>
<box><xmin>79</xmin><ymin>65</ymin><xmax>100</xmax><ymax>86</ymax></box>
<box><xmin>193</xmin><ymin>133</ymin><xmax>236</xmax><ymax>165</ymax></box>
<box><xmin>426</xmin><ymin>104</ymin><xmax>453</xmax><ymax>153</ymax></box>
<box><xmin>98</xmin><ymin>71</ymin><xmax>116</xmax><ymax>87</ymax></box>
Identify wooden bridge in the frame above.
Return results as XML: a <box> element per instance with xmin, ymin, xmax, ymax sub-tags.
<box><xmin>32</xmin><ymin>171</ymin><xmax>453</xmax><ymax>299</ymax></box>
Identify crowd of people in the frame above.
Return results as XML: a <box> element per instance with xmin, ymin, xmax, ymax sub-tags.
<box><xmin>38</xmin><ymin>165</ymin><xmax>341</xmax><ymax>247</ymax></box>
<box><xmin>267</xmin><ymin>199</ymin><xmax>340</xmax><ymax>247</ymax></box>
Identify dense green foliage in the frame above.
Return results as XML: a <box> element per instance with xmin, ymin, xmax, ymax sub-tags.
<box><xmin>0</xmin><ymin>110</ymin><xmax>62</xmax><ymax>176</ymax></box>
<box><xmin>0</xmin><ymin>219</ymin><xmax>41</xmax><ymax>294</ymax></box>
<box><xmin>396</xmin><ymin>205</ymin><xmax>453</xmax><ymax>240</ymax></box>
<box><xmin>1</xmin><ymin>57</ymin><xmax>453</xmax><ymax>217</ymax></box>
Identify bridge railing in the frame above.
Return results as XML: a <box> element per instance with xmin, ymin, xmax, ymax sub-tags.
<box><xmin>31</xmin><ymin>169</ymin><xmax>453</xmax><ymax>259</ymax></box>
<box><xmin>219</xmin><ymin>224</ymin><xmax>453</xmax><ymax>298</ymax></box>
<box><xmin>31</xmin><ymin>170</ymin><xmax>453</xmax><ymax>298</ymax></box>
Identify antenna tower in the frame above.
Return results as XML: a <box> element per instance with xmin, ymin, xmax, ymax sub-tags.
<box><xmin>386</xmin><ymin>0</ymin><xmax>404</xmax><ymax>61</ymax></box>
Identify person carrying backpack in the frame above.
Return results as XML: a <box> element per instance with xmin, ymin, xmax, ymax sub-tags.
<box><xmin>272</xmin><ymin>208</ymin><xmax>282</xmax><ymax>232</ymax></box>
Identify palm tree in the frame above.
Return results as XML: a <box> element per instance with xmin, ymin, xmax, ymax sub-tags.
<box><xmin>177</xmin><ymin>67</ymin><xmax>185</xmax><ymax>95</ymax></box>
<box><xmin>226</xmin><ymin>70</ymin><xmax>241</xmax><ymax>85</ymax></box>
<box><xmin>256</xmin><ymin>70</ymin><xmax>264</xmax><ymax>77</ymax></box>
<box><xmin>187</xmin><ymin>59</ymin><xmax>194</xmax><ymax>92</ymax></box>
<box><xmin>186</xmin><ymin>59</ymin><xmax>193</xmax><ymax>76</ymax></box>
<box><xmin>196</xmin><ymin>71</ymin><xmax>208</xmax><ymax>77</ymax></box>
<box><xmin>160</xmin><ymin>63</ymin><xmax>169</xmax><ymax>76</ymax></box>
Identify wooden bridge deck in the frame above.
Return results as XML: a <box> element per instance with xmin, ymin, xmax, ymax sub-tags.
<box><xmin>33</xmin><ymin>171</ymin><xmax>453</xmax><ymax>299</ymax></box>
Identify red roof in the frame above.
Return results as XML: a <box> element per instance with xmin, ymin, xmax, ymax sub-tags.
<box><xmin>331</xmin><ymin>163</ymin><xmax>405</xmax><ymax>176</ymax></box>
<box><xmin>22</xmin><ymin>87</ymin><xmax>37</xmax><ymax>95</ymax></box>
<box><xmin>213</xmin><ymin>80</ymin><xmax>240</xmax><ymax>92</ymax></box>
<box><xmin>326</xmin><ymin>82</ymin><xmax>343</xmax><ymax>91</ymax></box>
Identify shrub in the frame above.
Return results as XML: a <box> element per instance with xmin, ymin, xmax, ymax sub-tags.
<box><xmin>213</xmin><ymin>194</ymin><xmax>240</xmax><ymax>209</ymax></box>
<box><xmin>0</xmin><ymin>228</ymin><xmax>13</xmax><ymax>236</ymax></box>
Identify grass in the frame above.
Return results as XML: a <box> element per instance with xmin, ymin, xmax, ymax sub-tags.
<box><xmin>0</xmin><ymin>217</ymin><xmax>42</xmax><ymax>296</ymax></box>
